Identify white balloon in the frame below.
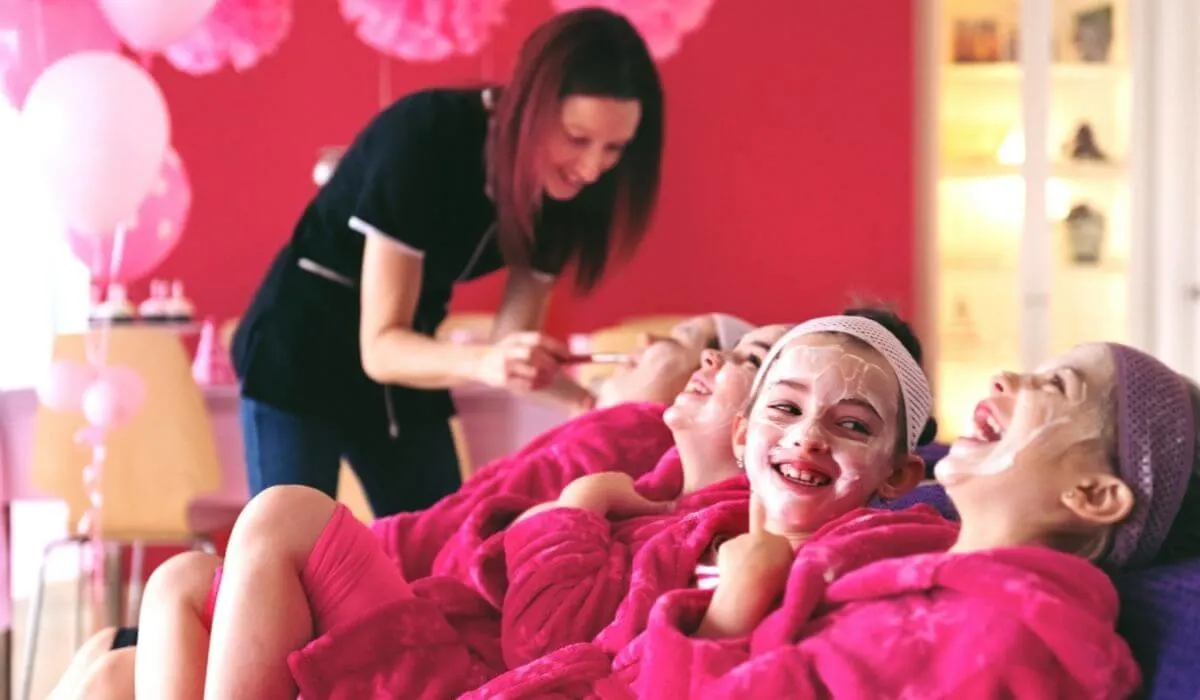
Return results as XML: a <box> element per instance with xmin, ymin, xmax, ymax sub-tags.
<box><xmin>22</xmin><ymin>51</ymin><xmax>170</xmax><ymax>236</ymax></box>
<box><xmin>97</xmin><ymin>0</ymin><xmax>219</xmax><ymax>52</ymax></box>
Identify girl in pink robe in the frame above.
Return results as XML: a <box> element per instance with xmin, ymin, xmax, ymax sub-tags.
<box><xmin>52</xmin><ymin>311</ymin><xmax>747</xmax><ymax>700</ymax></box>
<box><xmin>475</xmin><ymin>340</ymin><xmax>1193</xmax><ymax>699</ymax></box>
<box><xmin>134</xmin><ymin>308</ymin><xmax>937</xmax><ymax>699</ymax></box>
<box><xmin>128</xmin><ymin>321</ymin><xmax>783</xmax><ymax>699</ymax></box>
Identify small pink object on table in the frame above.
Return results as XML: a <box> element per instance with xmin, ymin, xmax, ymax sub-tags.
<box><xmin>192</xmin><ymin>317</ymin><xmax>237</xmax><ymax>386</ymax></box>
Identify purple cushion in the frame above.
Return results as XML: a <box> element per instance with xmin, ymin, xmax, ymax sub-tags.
<box><xmin>1115</xmin><ymin>560</ymin><xmax>1200</xmax><ymax>699</ymax></box>
<box><xmin>870</xmin><ymin>479</ymin><xmax>1200</xmax><ymax>699</ymax></box>
<box><xmin>872</xmin><ymin>482</ymin><xmax>958</xmax><ymax>520</ymax></box>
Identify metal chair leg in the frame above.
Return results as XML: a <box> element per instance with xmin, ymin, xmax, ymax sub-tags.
<box><xmin>19</xmin><ymin>537</ymin><xmax>82</xmax><ymax>700</ymax></box>
<box><xmin>125</xmin><ymin>540</ymin><xmax>145</xmax><ymax>627</ymax></box>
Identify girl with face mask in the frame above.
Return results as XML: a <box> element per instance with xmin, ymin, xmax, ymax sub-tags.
<box><xmin>595</xmin><ymin>341</ymin><xmax>1198</xmax><ymax>699</ymax></box>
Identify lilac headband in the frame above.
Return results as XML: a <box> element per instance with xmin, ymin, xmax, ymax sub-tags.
<box><xmin>1104</xmin><ymin>343</ymin><xmax>1196</xmax><ymax>569</ymax></box>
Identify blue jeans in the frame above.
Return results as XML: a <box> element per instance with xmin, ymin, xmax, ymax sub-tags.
<box><xmin>239</xmin><ymin>397</ymin><xmax>462</xmax><ymax>517</ymax></box>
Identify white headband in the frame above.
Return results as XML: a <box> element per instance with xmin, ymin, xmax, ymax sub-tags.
<box><xmin>712</xmin><ymin>313</ymin><xmax>754</xmax><ymax>351</ymax></box>
<box><xmin>749</xmin><ymin>315</ymin><xmax>933</xmax><ymax>451</ymax></box>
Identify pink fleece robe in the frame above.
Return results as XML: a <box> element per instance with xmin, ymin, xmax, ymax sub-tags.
<box><xmin>284</xmin><ymin>440</ymin><xmax>744</xmax><ymax>698</ymax></box>
<box><xmin>369</xmin><ymin>401</ymin><xmax>673</xmax><ymax>581</ymax></box>
<box><xmin>506</xmin><ymin>507</ymin><xmax>1140</xmax><ymax>700</ymax></box>
<box><xmin>498</xmin><ymin>452</ymin><xmax>750</xmax><ymax>668</ymax></box>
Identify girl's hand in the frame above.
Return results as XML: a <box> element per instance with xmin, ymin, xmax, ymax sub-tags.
<box><xmin>696</xmin><ymin>494</ymin><xmax>794</xmax><ymax>639</ymax></box>
<box><xmin>558</xmin><ymin>472</ymin><xmax>675</xmax><ymax>519</ymax></box>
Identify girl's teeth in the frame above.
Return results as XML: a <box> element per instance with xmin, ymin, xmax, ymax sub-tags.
<box><xmin>778</xmin><ymin>463</ymin><xmax>830</xmax><ymax>486</ymax></box>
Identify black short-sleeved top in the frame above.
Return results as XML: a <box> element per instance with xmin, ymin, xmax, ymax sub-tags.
<box><xmin>231</xmin><ymin>88</ymin><xmax>557</xmax><ymax>436</ymax></box>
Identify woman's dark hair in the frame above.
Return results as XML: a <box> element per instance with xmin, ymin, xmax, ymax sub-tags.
<box><xmin>488</xmin><ymin>7</ymin><xmax>664</xmax><ymax>293</ymax></box>
<box><xmin>843</xmin><ymin>306</ymin><xmax>939</xmax><ymax>448</ymax></box>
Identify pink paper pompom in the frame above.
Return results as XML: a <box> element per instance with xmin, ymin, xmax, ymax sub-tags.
<box><xmin>163</xmin><ymin>0</ymin><xmax>292</xmax><ymax>75</ymax></box>
<box><xmin>339</xmin><ymin>0</ymin><xmax>509</xmax><ymax>63</ymax></box>
<box><xmin>551</xmin><ymin>0</ymin><xmax>715</xmax><ymax>61</ymax></box>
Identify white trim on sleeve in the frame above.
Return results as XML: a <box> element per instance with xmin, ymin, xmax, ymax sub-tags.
<box><xmin>349</xmin><ymin>216</ymin><xmax>425</xmax><ymax>259</ymax></box>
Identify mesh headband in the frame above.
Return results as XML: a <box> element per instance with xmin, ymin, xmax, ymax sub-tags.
<box><xmin>749</xmin><ymin>315</ymin><xmax>933</xmax><ymax>452</ymax></box>
<box><xmin>1104</xmin><ymin>343</ymin><xmax>1196</xmax><ymax>568</ymax></box>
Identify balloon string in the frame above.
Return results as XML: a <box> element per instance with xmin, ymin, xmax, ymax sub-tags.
<box><xmin>79</xmin><ymin>221</ymin><xmax>127</xmax><ymax>630</ymax></box>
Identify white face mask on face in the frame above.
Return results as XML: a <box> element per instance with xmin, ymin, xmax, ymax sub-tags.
<box><xmin>936</xmin><ymin>344</ymin><xmax>1113</xmax><ymax>485</ymax></box>
<box><xmin>742</xmin><ymin>335</ymin><xmax>902</xmax><ymax>536</ymax></box>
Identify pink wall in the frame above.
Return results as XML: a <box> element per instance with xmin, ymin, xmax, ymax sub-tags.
<box><xmin>145</xmin><ymin>0</ymin><xmax>917</xmax><ymax>334</ymax></box>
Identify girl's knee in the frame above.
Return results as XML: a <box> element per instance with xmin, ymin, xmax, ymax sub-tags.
<box><xmin>143</xmin><ymin>551</ymin><xmax>220</xmax><ymax>613</ymax></box>
<box><xmin>230</xmin><ymin>485</ymin><xmax>338</xmax><ymax>562</ymax></box>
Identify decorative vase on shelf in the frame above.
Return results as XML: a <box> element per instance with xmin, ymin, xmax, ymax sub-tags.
<box><xmin>1065</xmin><ymin>204</ymin><xmax>1106</xmax><ymax>265</ymax></box>
<box><xmin>943</xmin><ymin>296</ymin><xmax>982</xmax><ymax>362</ymax></box>
<box><xmin>1073</xmin><ymin>5</ymin><xmax>1113</xmax><ymax>63</ymax></box>
<box><xmin>1066</xmin><ymin>123</ymin><xmax>1108</xmax><ymax>162</ymax></box>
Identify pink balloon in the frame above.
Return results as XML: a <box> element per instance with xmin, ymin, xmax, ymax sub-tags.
<box><xmin>0</xmin><ymin>0</ymin><xmax>120</xmax><ymax>108</ymax></box>
<box><xmin>38</xmin><ymin>360</ymin><xmax>98</xmax><ymax>412</ymax></box>
<box><xmin>21</xmin><ymin>51</ymin><xmax>170</xmax><ymax>236</ymax></box>
<box><xmin>81</xmin><ymin>366</ymin><xmax>146</xmax><ymax>429</ymax></box>
<box><xmin>97</xmin><ymin>0</ymin><xmax>218</xmax><ymax>52</ymax></box>
<box><xmin>65</xmin><ymin>147</ymin><xmax>191</xmax><ymax>284</ymax></box>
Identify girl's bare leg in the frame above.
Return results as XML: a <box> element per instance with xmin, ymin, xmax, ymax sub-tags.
<box><xmin>46</xmin><ymin>627</ymin><xmax>116</xmax><ymax>700</ymax></box>
<box><xmin>134</xmin><ymin>551</ymin><xmax>220</xmax><ymax>700</ymax></box>
<box><xmin>201</xmin><ymin>486</ymin><xmax>337</xmax><ymax>700</ymax></box>
<box><xmin>73</xmin><ymin>647</ymin><xmax>135</xmax><ymax>700</ymax></box>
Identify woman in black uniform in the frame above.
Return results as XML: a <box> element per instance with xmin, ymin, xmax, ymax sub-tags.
<box><xmin>231</xmin><ymin>8</ymin><xmax>664</xmax><ymax>517</ymax></box>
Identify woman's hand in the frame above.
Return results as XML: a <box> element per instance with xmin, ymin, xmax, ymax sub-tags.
<box><xmin>558</xmin><ymin>472</ymin><xmax>675</xmax><ymax>519</ymax></box>
<box><xmin>475</xmin><ymin>332</ymin><xmax>568</xmax><ymax>392</ymax></box>
<box><xmin>695</xmin><ymin>494</ymin><xmax>794</xmax><ymax>639</ymax></box>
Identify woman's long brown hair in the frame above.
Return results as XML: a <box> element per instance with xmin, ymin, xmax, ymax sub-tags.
<box><xmin>487</xmin><ymin>8</ymin><xmax>664</xmax><ymax>293</ymax></box>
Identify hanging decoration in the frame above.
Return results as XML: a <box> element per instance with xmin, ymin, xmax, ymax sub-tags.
<box><xmin>66</xmin><ymin>147</ymin><xmax>192</xmax><ymax>284</ymax></box>
<box><xmin>338</xmin><ymin>0</ymin><xmax>510</xmax><ymax>62</ymax></box>
<box><xmin>550</xmin><ymin>0</ymin><xmax>716</xmax><ymax>60</ymax></box>
<box><xmin>0</xmin><ymin>0</ymin><xmax>119</xmax><ymax>108</ymax></box>
<box><xmin>96</xmin><ymin>0</ymin><xmax>218</xmax><ymax>53</ymax></box>
<box><xmin>164</xmin><ymin>0</ymin><xmax>292</xmax><ymax>75</ymax></box>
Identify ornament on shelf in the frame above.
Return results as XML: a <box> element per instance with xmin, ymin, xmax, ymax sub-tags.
<box><xmin>1073</xmin><ymin>5</ymin><xmax>1113</xmax><ymax>63</ymax></box>
<box><xmin>943</xmin><ymin>296</ymin><xmax>981</xmax><ymax>362</ymax></box>
<box><xmin>90</xmin><ymin>284</ymin><xmax>137</xmax><ymax>325</ymax></box>
<box><xmin>1066</xmin><ymin>123</ymin><xmax>1107</xmax><ymax>162</ymax></box>
<box><xmin>164</xmin><ymin>280</ymin><xmax>196</xmax><ymax>324</ymax></box>
<box><xmin>137</xmin><ymin>279</ymin><xmax>171</xmax><ymax>323</ymax></box>
<box><xmin>1065</xmin><ymin>203</ymin><xmax>1106</xmax><ymax>265</ymax></box>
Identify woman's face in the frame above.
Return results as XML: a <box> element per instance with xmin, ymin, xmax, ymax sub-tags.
<box><xmin>737</xmin><ymin>334</ymin><xmax>904</xmax><ymax>537</ymax></box>
<box><xmin>540</xmin><ymin>95</ymin><xmax>641</xmax><ymax>200</ymax></box>
<box><xmin>936</xmin><ymin>344</ymin><xmax>1114</xmax><ymax>487</ymax></box>
<box><xmin>664</xmin><ymin>324</ymin><xmax>791</xmax><ymax>435</ymax></box>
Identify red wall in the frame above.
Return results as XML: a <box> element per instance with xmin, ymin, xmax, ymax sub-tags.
<box><xmin>148</xmin><ymin>0</ymin><xmax>917</xmax><ymax>334</ymax></box>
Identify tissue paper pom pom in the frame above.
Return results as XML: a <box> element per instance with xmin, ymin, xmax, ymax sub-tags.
<box><xmin>551</xmin><ymin>0</ymin><xmax>714</xmax><ymax>60</ymax></box>
<box><xmin>164</xmin><ymin>0</ymin><xmax>292</xmax><ymax>75</ymax></box>
<box><xmin>339</xmin><ymin>0</ymin><xmax>509</xmax><ymax>63</ymax></box>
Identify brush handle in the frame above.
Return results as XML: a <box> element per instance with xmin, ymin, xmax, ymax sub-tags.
<box><xmin>562</xmin><ymin>353</ymin><xmax>628</xmax><ymax>365</ymax></box>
